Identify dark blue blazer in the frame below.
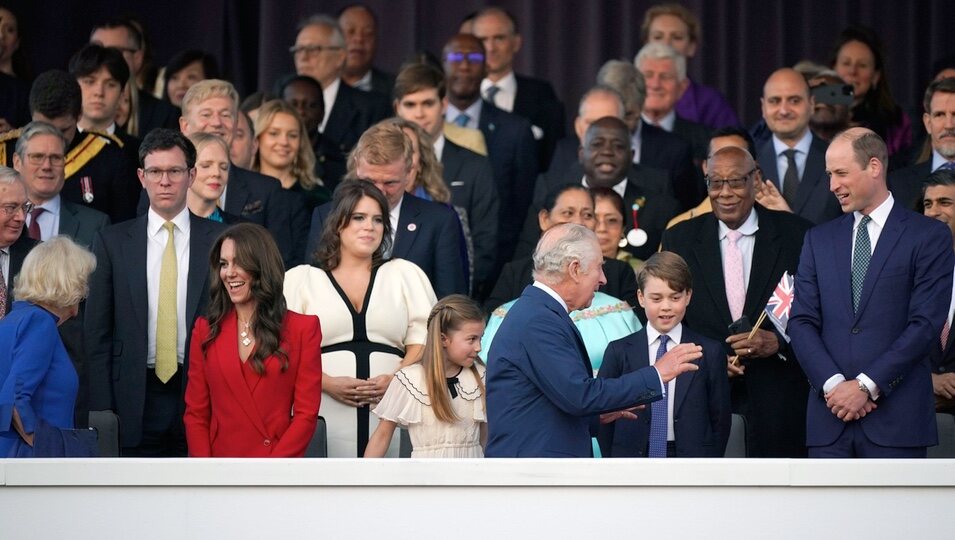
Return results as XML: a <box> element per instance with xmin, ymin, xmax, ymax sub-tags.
<box><xmin>756</xmin><ymin>134</ymin><xmax>843</xmax><ymax>225</ymax></box>
<box><xmin>512</xmin><ymin>74</ymin><xmax>565</xmax><ymax>170</ymax></box>
<box><xmin>887</xmin><ymin>160</ymin><xmax>933</xmax><ymax>213</ymax></box>
<box><xmin>485</xmin><ymin>286</ymin><xmax>664</xmax><ymax>457</ymax></box>
<box><xmin>597</xmin><ymin>326</ymin><xmax>731</xmax><ymax>457</ymax></box>
<box><xmin>790</xmin><ymin>201</ymin><xmax>954</xmax><ymax>448</ymax></box>
<box><xmin>306</xmin><ymin>193</ymin><xmax>467</xmax><ymax>298</ymax></box>
<box><xmin>478</xmin><ymin>100</ymin><xmax>539</xmax><ymax>262</ymax></box>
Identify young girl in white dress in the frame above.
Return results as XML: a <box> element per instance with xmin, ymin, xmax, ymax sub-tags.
<box><xmin>365</xmin><ymin>295</ymin><xmax>487</xmax><ymax>458</ymax></box>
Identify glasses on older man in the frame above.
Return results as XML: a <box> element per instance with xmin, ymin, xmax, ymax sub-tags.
<box><xmin>0</xmin><ymin>201</ymin><xmax>35</xmax><ymax>216</ymax></box>
<box><xmin>445</xmin><ymin>51</ymin><xmax>485</xmax><ymax>64</ymax></box>
<box><xmin>705</xmin><ymin>168</ymin><xmax>757</xmax><ymax>192</ymax></box>
<box><xmin>25</xmin><ymin>153</ymin><xmax>66</xmax><ymax>167</ymax></box>
<box><xmin>289</xmin><ymin>44</ymin><xmax>343</xmax><ymax>57</ymax></box>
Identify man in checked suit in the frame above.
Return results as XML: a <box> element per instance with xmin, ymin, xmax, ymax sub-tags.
<box><xmin>662</xmin><ymin>145</ymin><xmax>812</xmax><ymax>457</ymax></box>
<box><xmin>86</xmin><ymin>130</ymin><xmax>227</xmax><ymax>456</ymax></box>
<box><xmin>790</xmin><ymin>128</ymin><xmax>954</xmax><ymax>457</ymax></box>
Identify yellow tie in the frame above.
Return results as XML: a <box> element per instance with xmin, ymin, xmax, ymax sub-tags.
<box><xmin>156</xmin><ymin>221</ymin><xmax>178</xmax><ymax>383</ymax></box>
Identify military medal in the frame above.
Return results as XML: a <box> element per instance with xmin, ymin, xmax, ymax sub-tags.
<box><xmin>626</xmin><ymin>201</ymin><xmax>648</xmax><ymax>247</ymax></box>
<box><xmin>80</xmin><ymin>176</ymin><xmax>94</xmax><ymax>203</ymax></box>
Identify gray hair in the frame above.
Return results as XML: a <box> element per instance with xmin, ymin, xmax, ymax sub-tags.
<box><xmin>298</xmin><ymin>14</ymin><xmax>345</xmax><ymax>47</ymax></box>
<box><xmin>14</xmin><ymin>236</ymin><xmax>97</xmax><ymax>309</ymax></box>
<box><xmin>634</xmin><ymin>42</ymin><xmax>686</xmax><ymax>82</ymax></box>
<box><xmin>532</xmin><ymin>223</ymin><xmax>601</xmax><ymax>285</ymax></box>
<box><xmin>15</xmin><ymin>121</ymin><xmax>67</xmax><ymax>159</ymax></box>
<box><xmin>578</xmin><ymin>85</ymin><xmax>626</xmax><ymax>118</ymax></box>
<box><xmin>0</xmin><ymin>166</ymin><xmax>23</xmax><ymax>186</ymax></box>
<box><xmin>597</xmin><ymin>60</ymin><xmax>646</xmax><ymax>110</ymax></box>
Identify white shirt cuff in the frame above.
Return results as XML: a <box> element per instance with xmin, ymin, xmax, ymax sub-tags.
<box><xmin>653</xmin><ymin>368</ymin><xmax>666</xmax><ymax>396</ymax></box>
<box><xmin>856</xmin><ymin>373</ymin><xmax>880</xmax><ymax>400</ymax></box>
<box><xmin>823</xmin><ymin>374</ymin><xmax>846</xmax><ymax>394</ymax></box>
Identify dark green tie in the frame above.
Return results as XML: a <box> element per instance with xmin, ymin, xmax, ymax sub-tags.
<box><xmin>851</xmin><ymin>215</ymin><xmax>872</xmax><ymax>312</ymax></box>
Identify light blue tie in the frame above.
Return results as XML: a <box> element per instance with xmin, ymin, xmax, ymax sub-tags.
<box><xmin>851</xmin><ymin>215</ymin><xmax>872</xmax><ymax>312</ymax></box>
<box><xmin>649</xmin><ymin>334</ymin><xmax>670</xmax><ymax>458</ymax></box>
<box><xmin>454</xmin><ymin>112</ymin><xmax>470</xmax><ymax>127</ymax></box>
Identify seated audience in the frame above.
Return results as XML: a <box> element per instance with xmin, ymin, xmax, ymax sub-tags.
<box><xmin>0</xmin><ymin>235</ymin><xmax>96</xmax><ymax>457</ymax></box>
<box><xmin>285</xmin><ymin>181</ymin><xmax>437</xmax><ymax>457</ymax></box>
<box><xmin>366</xmin><ymin>295</ymin><xmax>487</xmax><ymax>458</ymax></box>
<box><xmin>163</xmin><ymin>49</ymin><xmax>219</xmax><ymax>108</ymax></box>
<box><xmin>184</xmin><ymin>223</ymin><xmax>322</xmax><ymax>457</ymax></box>
<box><xmin>598</xmin><ymin>251</ymin><xmax>731</xmax><ymax>458</ymax></box>
<box><xmin>337</xmin><ymin>4</ymin><xmax>394</xmax><ymax>96</ymax></box>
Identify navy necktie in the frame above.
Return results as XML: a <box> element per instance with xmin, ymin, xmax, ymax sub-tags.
<box><xmin>851</xmin><ymin>215</ymin><xmax>872</xmax><ymax>312</ymax></box>
<box><xmin>649</xmin><ymin>334</ymin><xmax>670</xmax><ymax>458</ymax></box>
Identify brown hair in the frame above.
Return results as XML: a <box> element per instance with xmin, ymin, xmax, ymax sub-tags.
<box><xmin>204</xmin><ymin>223</ymin><xmax>288</xmax><ymax>375</ymax></box>
<box><xmin>637</xmin><ymin>251</ymin><xmax>693</xmax><ymax>293</ymax></box>
<box><xmin>641</xmin><ymin>3</ymin><xmax>700</xmax><ymax>45</ymax></box>
<box><xmin>313</xmin><ymin>181</ymin><xmax>393</xmax><ymax>269</ymax></box>
<box><xmin>393</xmin><ymin>61</ymin><xmax>446</xmax><ymax>101</ymax></box>
<box><xmin>421</xmin><ymin>295</ymin><xmax>486</xmax><ymax>423</ymax></box>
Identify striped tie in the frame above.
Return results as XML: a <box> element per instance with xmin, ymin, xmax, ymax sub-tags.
<box><xmin>156</xmin><ymin>221</ymin><xmax>178</xmax><ymax>383</ymax></box>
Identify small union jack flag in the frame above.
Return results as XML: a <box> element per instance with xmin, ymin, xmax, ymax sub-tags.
<box><xmin>764</xmin><ymin>271</ymin><xmax>795</xmax><ymax>343</ymax></box>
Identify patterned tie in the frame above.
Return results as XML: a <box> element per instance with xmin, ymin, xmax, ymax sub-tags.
<box><xmin>941</xmin><ymin>162</ymin><xmax>955</xmax><ymax>171</ymax></box>
<box><xmin>0</xmin><ymin>250</ymin><xmax>7</xmax><ymax>319</ymax></box>
<box><xmin>723</xmin><ymin>229</ymin><xmax>746</xmax><ymax>321</ymax></box>
<box><xmin>942</xmin><ymin>315</ymin><xmax>951</xmax><ymax>350</ymax></box>
<box><xmin>27</xmin><ymin>207</ymin><xmax>45</xmax><ymax>241</ymax></box>
<box><xmin>782</xmin><ymin>149</ymin><xmax>800</xmax><ymax>205</ymax></box>
<box><xmin>485</xmin><ymin>85</ymin><xmax>500</xmax><ymax>107</ymax></box>
<box><xmin>851</xmin><ymin>215</ymin><xmax>872</xmax><ymax>312</ymax></box>
<box><xmin>454</xmin><ymin>112</ymin><xmax>470</xmax><ymax>127</ymax></box>
<box><xmin>156</xmin><ymin>221</ymin><xmax>178</xmax><ymax>383</ymax></box>
<box><xmin>649</xmin><ymin>334</ymin><xmax>670</xmax><ymax>458</ymax></box>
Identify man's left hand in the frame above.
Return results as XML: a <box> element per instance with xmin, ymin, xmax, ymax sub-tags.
<box><xmin>825</xmin><ymin>380</ymin><xmax>872</xmax><ymax>421</ymax></box>
<box><xmin>599</xmin><ymin>405</ymin><xmax>644</xmax><ymax>424</ymax></box>
<box><xmin>726</xmin><ymin>329</ymin><xmax>779</xmax><ymax>359</ymax></box>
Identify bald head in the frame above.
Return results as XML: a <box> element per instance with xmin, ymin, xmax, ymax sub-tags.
<box><xmin>575</xmin><ymin>86</ymin><xmax>625</xmax><ymax>140</ymax></box>
<box><xmin>761</xmin><ymin>68</ymin><xmax>812</xmax><ymax>145</ymax></box>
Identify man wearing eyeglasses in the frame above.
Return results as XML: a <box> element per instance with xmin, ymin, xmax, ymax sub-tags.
<box><xmin>661</xmin><ymin>145</ymin><xmax>812</xmax><ymax>457</ymax></box>
<box><xmin>442</xmin><ymin>33</ymin><xmax>537</xmax><ymax>267</ymax></box>
<box><xmin>0</xmin><ymin>167</ymin><xmax>38</xmax><ymax>319</ymax></box>
<box><xmin>292</xmin><ymin>14</ymin><xmax>389</xmax><ymax>190</ymax></box>
<box><xmin>86</xmin><ymin>129</ymin><xmax>227</xmax><ymax>457</ymax></box>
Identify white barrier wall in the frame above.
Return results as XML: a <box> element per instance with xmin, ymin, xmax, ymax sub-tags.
<box><xmin>2</xmin><ymin>459</ymin><xmax>954</xmax><ymax>539</ymax></box>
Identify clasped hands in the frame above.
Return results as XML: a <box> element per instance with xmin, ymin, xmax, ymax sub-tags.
<box><xmin>825</xmin><ymin>380</ymin><xmax>877</xmax><ymax>422</ymax></box>
<box><xmin>601</xmin><ymin>344</ymin><xmax>702</xmax><ymax>425</ymax></box>
<box><xmin>324</xmin><ymin>374</ymin><xmax>392</xmax><ymax>407</ymax></box>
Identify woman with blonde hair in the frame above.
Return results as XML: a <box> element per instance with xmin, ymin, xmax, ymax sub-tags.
<box><xmin>186</xmin><ymin>132</ymin><xmax>237</xmax><ymax>223</ymax></box>
<box><xmin>253</xmin><ymin>99</ymin><xmax>329</xmax><ymax>210</ymax></box>
<box><xmin>0</xmin><ymin>233</ymin><xmax>97</xmax><ymax>456</ymax></box>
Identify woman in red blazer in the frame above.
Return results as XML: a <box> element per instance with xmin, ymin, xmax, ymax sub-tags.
<box><xmin>185</xmin><ymin>223</ymin><xmax>322</xmax><ymax>457</ymax></box>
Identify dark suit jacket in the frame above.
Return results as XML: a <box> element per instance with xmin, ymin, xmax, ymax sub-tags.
<box><xmin>789</xmin><ymin>202</ymin><xmax>954</xmax><ymax>449</ymax></box>
<box><xmin>512</xmin><ymin>74</ymin><xmax>565</xmax><ymax>170</ymax></box>
<box><xmin>183</xmin><ymin>311</ymin><xmax>323</xmax><ymax>457</ymax></box>
<box><xmin>517</xmin><ymin>164</ymin><xmax>680</xmax><ymax>263</ymax></box>
<box><xmin>477</xmin><ymin>100</ymin><xmax>539</xmax><ymax>263</ymax></box>
<box><xmin>316</xmin><ymin>82</ymin><xmax>391</xmax><ymax>190</ymax></box>
<box><xmin>60</xmin><ymin>132</ymin><xmax>141</xmax><ymax>224</ymax></box>
<box><xmin>485</xmin><ymin>285</ymin><xmax>664</xmax><ymax>457</ymax></box>
<box><xmin>306</xmin><ymin>193</ymin><xmax>468</xmax><ymax>298</ymax></box>
<box><xmin>58</xmin><ymin>199</ymin><xmax>111</xmax><ymax>248</ymax></box>
<box><xmin>0</xmin><ymin>72</ymin><xmax>30</xmax><ymax>128</ymax></box>
<box><xmin>661</xmin><ymin>204</ymin><xmax>812</xmax><ymax>457</ymax></box>
<box><xmin>136</xmin><ymin>92</ymin><xmax>181</xmax><ymax>135</ymax></box>
<box><xmin>3</xmin><ymin>232</ymin><xmax>39</xmax><ymax>314</ymax></box>
<box><xmin>441</xmin><ymin>139</ymin><xmax>499</xmax><ymax>285</ymax></box>
<box><xmin>226</xmin><ymin>167</ymin><xmax>306</xmax><ymax>268</ymax></box>
<box><xmin>486</xmin><ymin>255</ymin><xmax>637</xmax><ymax>314</ymax></box>
<box><xmin>85</xmin><ymin>212</ymin><xmax>227</xmax><ymax>447</ymax></box>
<box><xmin>597</xmin><ymin>326</ymin><xmax>731</xmax><ymax>457</ymax></box>
<box><xmin>888</xmin><ymin>160</ymin><xmax>932</xmax><ymax>212</ymax></box>
<box><xmin>672</xmin><ymin>116</ymin><xmax>711</xmax><ymax>167</ymax></box>
<box><xmin>368</xmin><ymin>67</ymin><xmax>395</xmax><ymax>99</ymax></box>
<box><xmin>931</xmin><ymin>314</ymin><xmax>955</xmax><ymax>414</ymax></box>
<box><xmin>756</xmin><ymin>134</ymin><xmax>843</xmax><ymax>225</ymax></box>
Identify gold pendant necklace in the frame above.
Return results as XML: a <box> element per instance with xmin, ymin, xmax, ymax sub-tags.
<box><xmin>239</xmin><ymin>318</ymin><xmax>253</xmax><ymax>347</ymax></box>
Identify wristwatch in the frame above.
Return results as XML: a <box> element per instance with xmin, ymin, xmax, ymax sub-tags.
<box><xmin>857</xmin><ymin>379</ymin><xmax>872</xmax><ymax>399</ymax></box>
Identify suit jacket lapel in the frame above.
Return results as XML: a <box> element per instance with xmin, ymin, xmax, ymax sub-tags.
<box><xmin>58</xmin><ymin>202</ymin><xmax>80</xmax><ymax>239</ymax></box>
<box><xmin>213</xmin><ymin>311</ymin><xmax>270</xmax><ymax>438</ymax></box>
<box><xmin>442</xmin><ymin>141</ymin><xmax>464</xmax><ymax>180</ymax></box>
<box><xmin>673</xmin><ymin>330</ymin><xmax>698</xmax><ymax>415</ymax></box>
<box><xmin>527</xmin><ymin>285</ymin><xmax>592</xmax><ymax>375</ymax></box>
<box><xmin>833</xmin><ymin>214</ymin><xmax>855</xmax><ymax>317</ymax></box>
<box><xmin>756</xmin><ymin>141</ymin><xmax>781</xmax><ymax>190</ymax></box>
<box><xmin>792</xmin><ymin>137</ymin><xmax>826</xmax><ymax>215</ymax></box>
<box><xmin>224</xmin><ymin>170</ymin><xmax>250</xmax><ymax>216</ymax></box>
<box><xmin>324</xmin><ymin>88</ymin><xmax>356</xmax><ymax>144</ymax></box>
<box><xmin>854</xmin><ymin>204</ymin><xmax>905</xmax><ymax>320</ymax></box>
<box><xmin>744</xmin><ymin>206</ymin><xmax>781</xmax><ymax>319</ymax></box>
<box><xmin>694</xmin><ymin>215</ymin><xmax>733</xmax><ymax>326</ymax></box>
<box><xmin>393</xmin><ymin>195</ymin><xmax>420</xmax><ymax>259</ymax></box>
<box><xmin>186</xmin><ymin>214</ymin><xmax>211</xmax><ymax>322</ymax></box>
<box><xmin>125</xmin><ymin>217</ymin><xmax>149</xmax><ymax>335</ymax></box>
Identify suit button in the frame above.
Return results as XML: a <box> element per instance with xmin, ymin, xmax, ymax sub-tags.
<box><xmin>851</xmin><ymin>328</ymin><xmax>860</xmax><ymax>334</ymax></box>
<box><xmin>263</xmin><ymin>439</ymin><xmax>271</xmax><ymax>447</ymax></box>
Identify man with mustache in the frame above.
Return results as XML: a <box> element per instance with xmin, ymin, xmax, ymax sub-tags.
<box><xmin>890</xmin><ymin>78</ymin><xmax>955</xmax><ymax>210</ymax></box>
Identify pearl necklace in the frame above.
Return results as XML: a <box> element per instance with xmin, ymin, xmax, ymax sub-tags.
<box><xmin>238</xmin><ymin>318</ymin><xmax>254</xmax><ymax>347</ymax></box>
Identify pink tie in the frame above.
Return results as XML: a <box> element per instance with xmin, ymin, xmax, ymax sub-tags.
<box><xmin>942</xmin><ymin>317</ymin><xmax>951</xmax><ymax>350</ymax></box>
<box><xmin>724</xmin><ymin>229</ymin><xmax>746</xmax><ymax>321</ymax></box>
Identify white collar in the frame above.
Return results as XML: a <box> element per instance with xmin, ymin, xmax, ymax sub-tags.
<box><xmin>481</xmin><ymin>71</ymin><xmax>516</xmax><ymax>95</ymax></box>
<box><xmin>319</xmin><ymin>78</ymin><xmax>342</xmax><ymax>132</ymax></box>
<box><xmin>533</xmin><ymin>280</ymin><xmax>569</xmax><ymax>313</ymax></box>
<box><xmin>433</xmin><ymin>133</ymin><xmax>446</xmax><ymax>162</ymax></box>
<box><xmin>353</xmin><ymin>70</ymin><xmax>373</xmax><ymax>92</ymax></box>
<box><xmin>771</xmin><ymin>128</ymin><xmax>812</xmax><ymax>156</ymax></box>
<box><xmin>854</xmin><ymin>193</ymin><xmax>894</xmax><ymax>229</ymax></box>
<box><xmin>932</xmin><ymin>150</ymin><xmax>955</xmax><ymax>172</ymax></box>
<box><xmin>642</xmin><ymin>110</ymin><xmax>676</xmax><ymax>132</ymax></box>
<box><xmin>582</xmin><ymin>175</ymin><xmax>628</xmax><ymax>199</ymax></box>
<box><xmin>646</xmin><ymin>322</ymin><xmax>683</xmax><ymax>349</ymax></box>
<box><xmin>718</xmin><ymin>207</ymin><xmax>759</xmax><ymax>239</ymax></box>
<box><xmin>147</xmin><ymin>205</ymin><xmax>191</xmax><ymax>237</ymax></box>
<box><xmin>35</xmin><ymin>194</ymin><xmax>61</xmax><ymax>215</ymax></box>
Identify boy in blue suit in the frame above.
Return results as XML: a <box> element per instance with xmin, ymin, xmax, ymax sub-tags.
<box><xmin>598</xmin><ymin>251</ymin><xmax>731</xmax><ymax>457</ymax></box>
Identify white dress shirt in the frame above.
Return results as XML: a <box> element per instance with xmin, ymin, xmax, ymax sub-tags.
<box><xmin>26</xmin><ymin>195</ymin><xmax>61</xmax><ymax>241</ymax></box>
<box><xmin>445</xmin><ymin>100</ymin><xmax>483</xmax><ymax>131</ymax></box>
<box><xmin>146</xmin><ymin>206</ymin><xmax>191</xmax><ymax>367</ymax></box>
<box><xmin>646</xmin><ymin>323</ymin><xmax>682</xmax><ymax>441</ymax></box>
<box><xmin>823</xmin><ymin>193</ymin><xmax>895</xmax><ymax>398</ymax></box>
<box><xmin>352</xmin><ymin>70</ymin><xmax>373</xmax><ymax>92</ymax></box>
<box><xmin>481</xmin><ymin>71</ymin><xmax>517</xmax><ymax>113</ymax></box>
<box><xmin>433</xmin><ymin>133</ymin><xmax>446</xmax><ymax>162</ymax></box>
<box><xmin>630</xmin><ymin>121</ymin><xmax>643</xmax><ymax>164</ymax></box>
<box><xmin>772</xmin><ymin>129</ymin><xmax>812</xmax><ymax>182</ymax></box>
<box><xmin>718</xmin><ymin>209</ymin><xmax>759</xmax><ymax>289</ymax></box>
<box><xmin>319</xmin><ymin>77</ymin><xmax>342</xmax><ymax>133</ymax></box>
<box><xmin>642</xmin><ymin>111</ymin><xmax>676</xmax><ymax>132</ymax></box>
<box><xmin>532</xmin><ymin>280</ymin><xmax>568</xmax><ymax>312</ymax></box>
<box><xmin>582</xmin><ymin>176</ymin><xmax>628</xmax><ymax>200</ymax></box>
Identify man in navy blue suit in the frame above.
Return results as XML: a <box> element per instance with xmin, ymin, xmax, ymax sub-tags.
<box><xmin>306</xmin><ymin>121</ymin><xmax>467</xmax><ymax>298</ymax></box>
<box><xmin>442</xmin><ymin>33</ymin><xmax>538</xmax><ymax>265</ymax></box>
<box><xmin>485</xmin><ymin>223</ymin><xmax>701</xmax><ymax>457</ymax></box>
<box><xmin>790</xmin><ymin>127</ymin><xmax>954</xmax><ymax>458</ymax></box>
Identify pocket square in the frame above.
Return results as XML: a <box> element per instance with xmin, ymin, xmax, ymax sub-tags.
<box><xmin>451</xmin><ymin>181</ymin><xmax>465</xmax><ymax>186</ymax></box>
<box><xmin>242</xmin><ymin>200</ymin><xmax>264</xmax><ymax>215</ymax></box>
